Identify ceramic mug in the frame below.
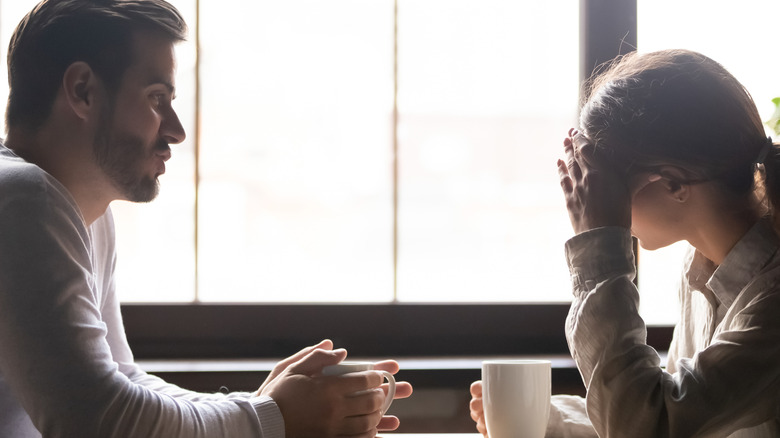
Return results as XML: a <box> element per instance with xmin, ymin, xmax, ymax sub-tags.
<box><xmin>482</xmin><ymin>359</ymin><xmax>551</xmax><ymax>438</ymax></box>
<box><xmin>322</xmin><ymin>361</ymin><xmax>396</xmax><ymax>414</ymax></box>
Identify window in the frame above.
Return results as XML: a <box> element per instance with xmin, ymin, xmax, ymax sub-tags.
<box><xmin>395</xmin><ymin>2</ymin><xmax>578</xmax><ymax>302</ymax></box>
<box><xmin>5</xmin><ymin>1</ymin><xmax>772</xmax><ymax>325</ymax></box>
<box><xmin>197</xmin><ymin>1</ymin><xmax>396</xmax><ymax>302</ymax></box>
<box><xmin>193</xmin><ymin>0</ymin><xmax>578</xmax><ymax>304</ymax></box>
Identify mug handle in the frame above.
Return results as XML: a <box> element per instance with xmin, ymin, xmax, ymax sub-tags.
<box><xmin>379</xmin><ymin>370</ymin><xmax>396</xmax><ymax>414</ymax></box>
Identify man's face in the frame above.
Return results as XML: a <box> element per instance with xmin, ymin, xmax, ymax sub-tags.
<box><xmin>93</xmin><ymin>32</ymin><xmax>186</xmax><ymax>203</ymax></box>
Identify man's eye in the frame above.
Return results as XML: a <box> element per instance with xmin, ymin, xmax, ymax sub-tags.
<box><xmin>151</xmin><ymin>94</ymin><xmax>169</xmax><ymax>107</ymax></box>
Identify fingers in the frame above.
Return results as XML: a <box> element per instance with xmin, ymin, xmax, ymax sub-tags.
<box><xmin>373</xmin><ymin>360</ymin><xmax>399</xmax><ymax>374</ymax></box>
<box><xmin>559</xmin><ymin>131</ymin><xmax>578</xmax><ymax>193</ymax></box>
<box><xmin>377</xmin><ymin>415</ymin><xmax>400</xmax><ymax>431</ymax></box>
<box><xmin>289</xmin><ymin>347</ymin><xmax>348</xmax><ymax>376</ymax></box>
<box><xmin>335</xmin><ymin>393</ymin><xmax>385</xmax><ymax>436</ymax></box>
<box><xmin>470</xmin><ymin>380</ymin><xmax>486</xmax><ymax>435</ymax></box>
<box><xmin>326</xmin><ymin>370</ymin><xmax>387</xmax><ymax>394</ymax></box>
<box><xmin>373</xmin><ymin>360</ymin><xmax>412</xmax><ymax>401</ymax></box>
<box><xmin>275</xmin><ymin>340</ymin><xmax>334</xmax><ymax>373</ymax></box>
<box><xmin>469</xmin><ymin>396</ymin><xmax>483</xmax><ymax>420</ymax></box>
<box><xmin>338</xmin><ymin>410</ymin><xmax>382</xmax><ymax>437</ymax></box>
<box><xmin>344</xmin><ymin>387</ymin><xmax>386</xmax><ymax>416</ymax></box>
<box><xmin>476</xmin><ymin>417</ymin><xmax>488</xmax><ymax>436</ymax></box>
<box><xmin>258</xmin><ymin>340</ymin><xmax>337</xmax><ymax>395</ymax></box>
<box><xmin>563</xmin><ymin>135</ymin><xmax>582</xmax><ymax>181</ymax></box>
<box><xmin>558</xmin><ymin>159</ymin><xmax>573</xmax><ymax>193</ymax></box>
<box><xmin>470</xmin><ymin>380</ymin><xmax>483</xmax><ymax>397</ymax></box>
<box><xmin>388</xmin><ymin>381</ymin><xmax>413</xmax><ymax>399</ymax></box>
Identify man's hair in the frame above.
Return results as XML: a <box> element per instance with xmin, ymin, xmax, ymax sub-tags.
<box><xmin>6</xmin><ymin>0</ymin><xmax>187</xmax><ymax>131</ymax></box>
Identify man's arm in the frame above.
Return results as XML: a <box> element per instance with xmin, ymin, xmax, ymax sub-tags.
<box><xmin>0</xmin><ymin>180</ymin><xmax>275</xmax><ymax>437</ymax></box>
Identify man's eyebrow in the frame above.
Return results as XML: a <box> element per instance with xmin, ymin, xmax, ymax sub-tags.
<box><xmin>148</xmin><ymin>79</ymin><xmax>176</xmax><ymax>96</ymax></box>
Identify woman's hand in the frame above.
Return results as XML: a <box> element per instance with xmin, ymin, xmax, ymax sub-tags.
<box><xmin>556</xmin><ymin>128</ymin><xmax>633</xmax><ymax>234</ymax></box>
<box><xmin>469</xmin><ymin>381</ymin><xmax>488</xmax><ymax>437</ymax></box>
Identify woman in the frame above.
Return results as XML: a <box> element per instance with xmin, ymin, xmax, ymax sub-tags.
<box><xmin>470</xmin><ymin>49</ymin><xmax>780</xmax><ymax>437</ymax></box>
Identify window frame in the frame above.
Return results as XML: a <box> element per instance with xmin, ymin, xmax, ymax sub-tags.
<box><xmin>122</xmin><ymin>0</ymin><xmax>671</xmax><ymax>360</ymax></box>
<box><xmin>122</xmin><ymin>302</ymin><xmax>672</xmax><ymax>360</ymax></box>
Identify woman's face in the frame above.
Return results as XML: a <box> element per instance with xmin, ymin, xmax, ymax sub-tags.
<box><xmin>629</xmin><ymin>174</ymin><xmax>686</xmax><ymax>250</ymax></box>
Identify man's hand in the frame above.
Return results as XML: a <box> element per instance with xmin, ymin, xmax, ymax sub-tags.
<box><xmin>372</xmin><ymin>360</ymin><xmax>413</xmax><ymax>431</ymax></box>
<box><xmin>469</xmin><ymin>380</ymin><xmax>488</xmax><ymax>436</ymax></box>
<box><xmin>257</xmin><ymin>341</ymin><xmax>413</xmax><ymax>438</ymax></box>
<box><xmin>257</xmin><ymin>339</ymin><xmax>337</xmax><ymax>396</ymax></box>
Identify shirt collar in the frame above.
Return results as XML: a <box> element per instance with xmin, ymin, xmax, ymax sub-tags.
<box><xmin>705</xmin><ymin>218</ymin><xmax>780</xmax><ymax>308</ymax></box>
<box><xmin>685</xmin><ymin>246</ymin><xmax>716</xmax><ymax>293</ymax></box>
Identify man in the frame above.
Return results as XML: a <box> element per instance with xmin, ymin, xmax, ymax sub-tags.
<box><xmin>0</xmin><ymin>1</ymin><xmax>411</xmax><ymax>436</ymax></box>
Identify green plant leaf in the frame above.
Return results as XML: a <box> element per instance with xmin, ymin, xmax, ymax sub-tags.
<box><xmin>766</xmin><ymin>97</ymin><xmax>780</xmax><ymax>136</ymax></box>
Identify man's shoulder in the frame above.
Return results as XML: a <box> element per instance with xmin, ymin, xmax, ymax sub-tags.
<box><xmin>0</xmin><ymin>155</ymin><xmax>83</xmax><ymax>237</ymax></box>
<box><xmin>0</xmin><ymin>153</ymin><xmax>52</xmax><ymax>194</ymax></box>
<box><xmin>0</xmin><ymin>153</ymin><xmax>74</xmax><ymax>208</ymax></box>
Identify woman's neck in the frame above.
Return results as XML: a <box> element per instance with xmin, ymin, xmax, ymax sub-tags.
<box><xmin>685</xmin><ymin>186</ymin><xmax>761</xmax><ymax>265</ymax></box>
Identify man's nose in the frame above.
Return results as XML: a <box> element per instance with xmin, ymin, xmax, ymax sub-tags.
<box><xmin>161</xmin><ymin>107</ymin><xmax>186</xmax><ymax>145</ymax></box>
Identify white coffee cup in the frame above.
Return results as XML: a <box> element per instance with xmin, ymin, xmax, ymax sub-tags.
<box><xmin>321</xmin><ymin>361</ymin><xmax>396</xmax><ymax>414</ymax></box>
<box><xmin>482</xmin><ymin>359</ymin><xmax>551</xmax><ymax>438</ymax></box>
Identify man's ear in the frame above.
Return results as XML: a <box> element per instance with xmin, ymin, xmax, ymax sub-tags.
<box><xmin>62</xmin><ymin>61</ymin><xmax>102</xmax><ymax>121</ymax></box>
<box><xmin>657</xmin><ymin>166</ymin><xmax>690</xmax><ymax>203</ymax></box>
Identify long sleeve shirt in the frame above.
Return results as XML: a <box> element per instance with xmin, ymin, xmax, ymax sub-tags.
<box><xmin>548</xmin><ymin>222</ymin><xmax>780</xmax><ymax>437</ymax></box>
<box><xmin>0</xmin><ymin>143</ymin><xmax>284</xmax><ymax>437</ymax></box>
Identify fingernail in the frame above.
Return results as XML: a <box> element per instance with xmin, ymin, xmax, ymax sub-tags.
<box><xmin>648</xmin><ymin>174</ymin><xmax>662</xmax><ymax>182</ymax></box>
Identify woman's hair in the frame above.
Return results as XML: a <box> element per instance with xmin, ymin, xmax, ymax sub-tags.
<box><xmin>6</xmin><ymin>0</ymin><xmax>187</xmax><ymax>132</ymax></box>
<box><xmin>580</xmin><ymin>49</ymin><xmax>779</xmax><ymax>217</ymax></box>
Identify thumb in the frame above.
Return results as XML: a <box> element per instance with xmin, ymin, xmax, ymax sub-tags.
<box><xmin>288</xmin><ymin>348</ymin><xmax>347</xmax><ymax>376</ymax></box>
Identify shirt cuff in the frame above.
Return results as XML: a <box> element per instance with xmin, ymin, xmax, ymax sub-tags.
<box><xmin>249</xmin><ymin>396</ymin><xmax>285</xmax><ymax>438</ymax></box>
<box><xmin>565</xmin><ymin>226</ymin><xmax>635</xmax><ymax>292</ymax></box>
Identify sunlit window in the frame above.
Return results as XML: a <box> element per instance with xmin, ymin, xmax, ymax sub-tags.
<box><xmin>197</xmin><ymin>0</ymin><xmax>396</xmax><ymax>302</ymax></box>
<box><xmin>395</xmin><ymin>1</ymin><xmax>578</xmax><ymax>302</ymax></box>
<box><xmin>194</xmin><ymin>0</ymin><xmax>579</xmax><ymax>303</ymax></box>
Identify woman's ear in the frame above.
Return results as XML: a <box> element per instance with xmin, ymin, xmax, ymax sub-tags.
<box><xmin>657</xmin><ymin>166</ymin><xmax>690</xmax><ymax>203</ymax></box>
<box><xmin>61</xmin><ymin>61</ymin><xmax>101</xmax><ymax>121</ymax></box>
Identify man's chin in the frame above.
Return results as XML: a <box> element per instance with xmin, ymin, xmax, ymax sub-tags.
<box><xmin>122</xmin><ymin>179</ymin><xmax>160</xmax><ymax>203</ymax></box>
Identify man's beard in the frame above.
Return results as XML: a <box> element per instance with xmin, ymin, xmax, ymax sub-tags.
<box><xmin>93</xmin><ymin>110</ymin><xmax>165</xmax><ymax>203</ymax></box>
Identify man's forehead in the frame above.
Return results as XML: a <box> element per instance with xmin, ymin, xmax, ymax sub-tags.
<box><xmin>128</xmin><ymin>31</ymin><xmax>178</xmax><ymax>86</ymax></box>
